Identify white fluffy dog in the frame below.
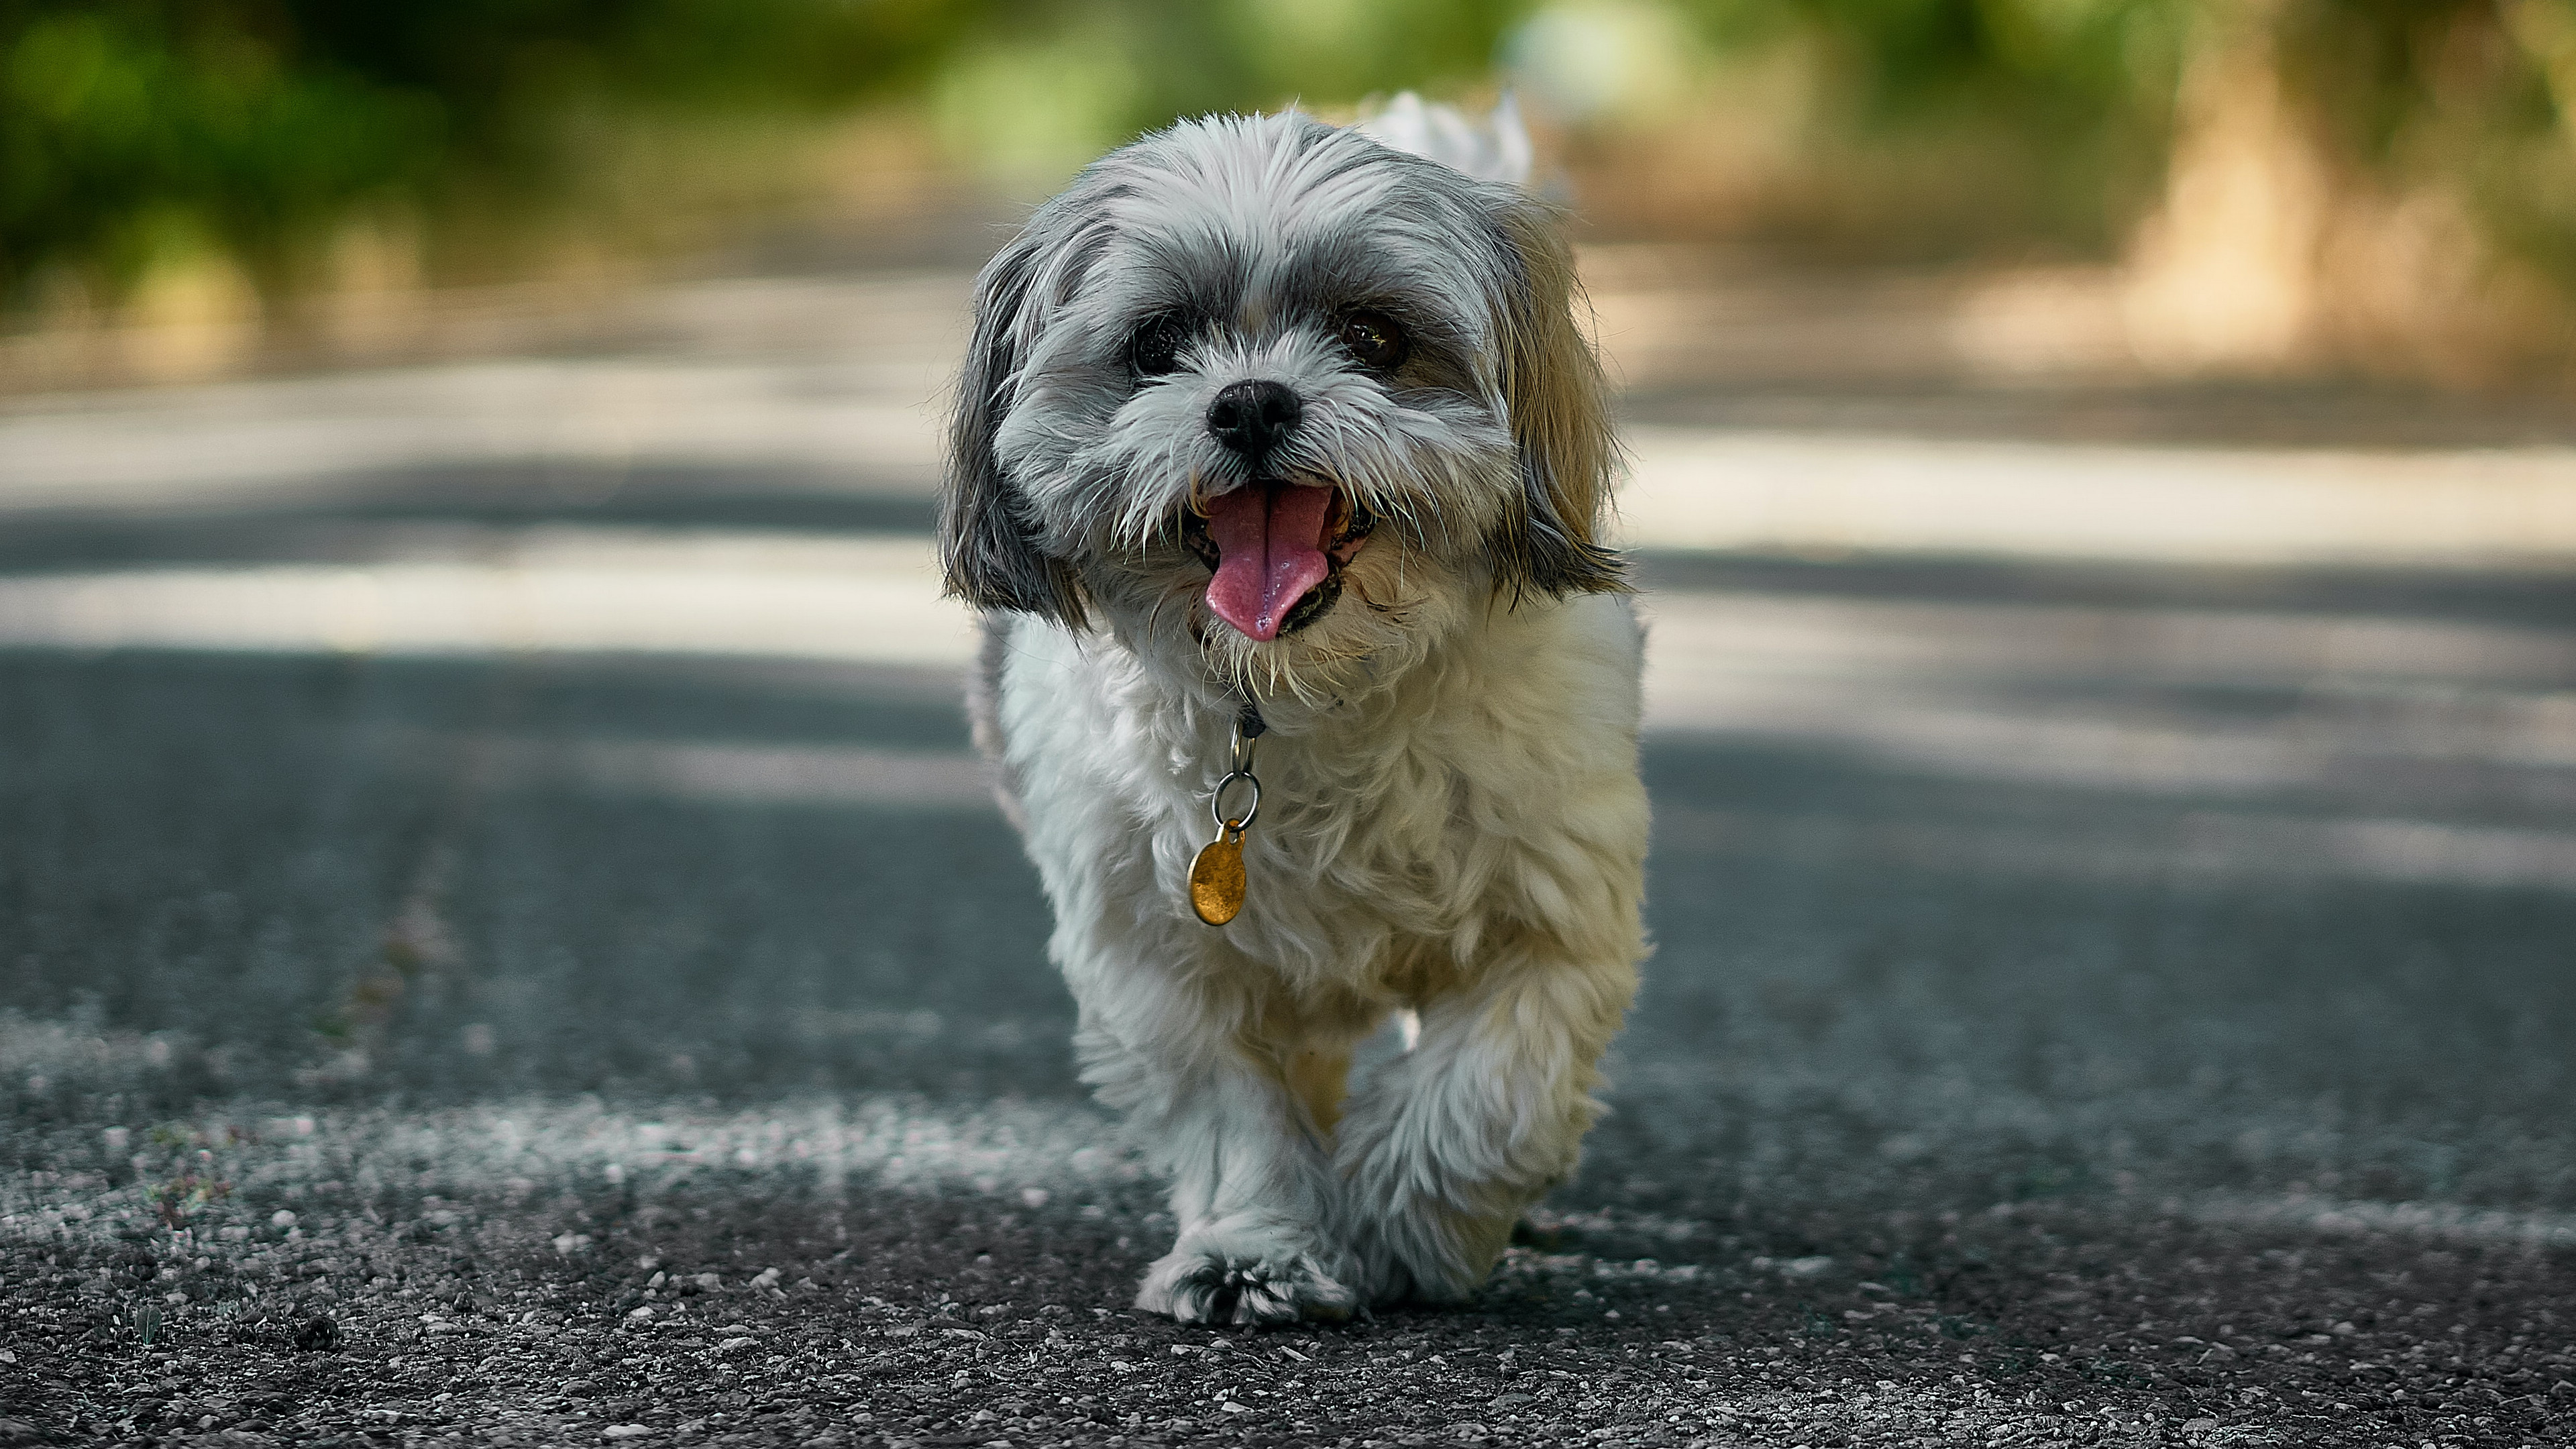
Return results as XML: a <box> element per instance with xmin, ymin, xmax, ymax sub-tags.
<box><xmin>944</xmin><ymin>103</ymin><xmax>1649</xmax><ymax>1324</ymax></box>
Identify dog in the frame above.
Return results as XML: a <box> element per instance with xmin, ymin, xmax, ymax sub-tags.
<box><xmin>943</xmin><ymin>103</ymin><xmax>1649</xmax><ymax>1324</ymax></box>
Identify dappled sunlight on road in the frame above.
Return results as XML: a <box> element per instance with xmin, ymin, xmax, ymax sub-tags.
<box><xmin>0</xmin><ymin>529</ymin><xmax>971</xmax><ymax>663</ymax></box>
<box><xmin>0</xmin><ymin>511</ymin><xmax>2568</xmax><ymax>898</ymax></box>
<box><xmin>1618</xmin><ymin>427</ymin><xmax>2576</xmax><ymax>566</ymax></box>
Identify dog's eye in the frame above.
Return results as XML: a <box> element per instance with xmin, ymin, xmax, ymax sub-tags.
<box><xmin>1128</xmin><ymin>315</ymin><xmax>1191</xmax><ymax>378</ymax></box>
<box><xmin>1339</xmin><ymin>311</ymin><xmax>1407</xmax><ymax>372</ymax></box>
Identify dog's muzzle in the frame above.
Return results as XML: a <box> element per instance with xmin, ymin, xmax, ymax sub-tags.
<box><xmin>1182</xmin><ymin>482</ymin><xmax>1375</xmax><ymax>641</ymax></box>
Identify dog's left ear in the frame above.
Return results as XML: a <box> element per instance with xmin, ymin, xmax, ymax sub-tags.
<box><xmin>942</xmin><ymin>227</ymin><xmax>1090</xmax><ymax>627</ymax></box>
<box><xmin>1487</xmin><ymin>197</ymin><xmax>1628</xmax><ymax>600</ymax></box>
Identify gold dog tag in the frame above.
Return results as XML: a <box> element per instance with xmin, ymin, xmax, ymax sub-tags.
<box><xmin>1188</xmin><ymin>830</ymin><xmax>1246</xmax><ymax>926</ymax></box>
<box><xmin>1189</xmin><ymin>710</ymin><xmax>1263</xmax><ymax>926</ymax></box>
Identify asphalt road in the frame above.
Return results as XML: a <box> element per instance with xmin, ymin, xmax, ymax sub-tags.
<box><xmin>1</xmin><ymin>267</ymin><xmax>2573</xmax><ymax>1448</ymax></box>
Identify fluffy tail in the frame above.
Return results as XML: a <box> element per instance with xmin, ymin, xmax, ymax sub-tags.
<box><xmin>1354</xmin><ymin>93</ymin><xmax>1532</xmax><ymax>188</ymax></box>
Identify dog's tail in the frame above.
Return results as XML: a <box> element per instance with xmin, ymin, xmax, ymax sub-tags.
<box><xmin>1354</xmin><ymin>93</ymin><xmax>1532</xmax><ymax>189</ymax></box>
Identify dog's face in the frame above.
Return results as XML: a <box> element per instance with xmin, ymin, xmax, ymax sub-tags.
<box><xmin>942</xmin><ymin>110</ymin><xmax>1622</xmax><ymax>701</ymax></box>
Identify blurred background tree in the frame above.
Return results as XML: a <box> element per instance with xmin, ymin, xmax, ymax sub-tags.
<box><xmin>4</xmin><ymin>0</ymin><xmax>2573</xmax><ymax>380</ymax></box>
<box><xmin>0</xmin><ymin>0</ymin><xmax>977</xmax><ymax>314</ymax></box>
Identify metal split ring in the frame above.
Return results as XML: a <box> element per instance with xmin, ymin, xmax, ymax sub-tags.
<box><xmin>1208</xmin><ymin>769</ymin><xmax>1260</xmax><ymax>833</ymax></box>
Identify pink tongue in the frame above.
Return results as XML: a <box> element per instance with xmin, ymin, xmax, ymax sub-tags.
<box><xmin>1203</xmin><ymin>483</ymin><xmax>1334</xmax><ymax>641</ymax></box>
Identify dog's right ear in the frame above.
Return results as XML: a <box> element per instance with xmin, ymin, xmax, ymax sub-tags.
<box><xmin>942</xmin><ymin>231</ymin><xmax>1089</xmax><ymax>627</ymax></box>
<box><xmin>1486</xmin><ymin>196</ymin><xmax>1627</xmax><ymax>602</ymax></box>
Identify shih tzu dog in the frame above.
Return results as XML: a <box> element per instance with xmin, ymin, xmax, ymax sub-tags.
<box><xmin>944</xmin><ymin>101</ymin><xmax>1649</xmax><ymax>1323</ymax></box>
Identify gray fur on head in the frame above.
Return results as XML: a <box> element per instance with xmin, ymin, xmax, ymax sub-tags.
<box><xmin>940</xmin><ymin>109</ymin><xmax>1625</xmax><ymax>643</ymax></box>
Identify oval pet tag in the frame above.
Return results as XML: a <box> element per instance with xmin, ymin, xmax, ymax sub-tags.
<box><xmin>1189</xmin><ymin>832</ymin><xmax>1246</xmax><ymax>926</ymax></box>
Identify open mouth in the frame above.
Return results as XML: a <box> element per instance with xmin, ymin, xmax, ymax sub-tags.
<box><xmin>1181</xmin><ymin>481</ymin><xmax>1375</xmax><ymax>641</ymax></box>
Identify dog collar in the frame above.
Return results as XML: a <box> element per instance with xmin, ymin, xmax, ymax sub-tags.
<box><xmin>1187</xmin><ymin>701</ymin><xmax>1266</xmax><ymax>926</ymax></box>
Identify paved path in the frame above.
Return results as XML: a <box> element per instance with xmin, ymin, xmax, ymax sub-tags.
<box><xmin>1</xmin><ymin>270</ymin><xmax>2573</xmax><ymax>1447</ymax></box>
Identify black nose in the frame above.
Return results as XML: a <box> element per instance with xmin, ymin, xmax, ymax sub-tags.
<box><xmin>1206</xmin><ymin>380</ymin><xmax>1302</xmax><ymax>458</ymax></box>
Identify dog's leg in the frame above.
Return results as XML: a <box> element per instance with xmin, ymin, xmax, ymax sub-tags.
<box><xmin>1078</xmin><ymin>994</ymin><xmax>1362</xmax><ymax>1326</ymax></box>
<box><xmin>1285</xmin><ymin>1044</ymin><xmax>1353</xmax><ymax>1138</ymax></box>
<box><xmin>1336</xmin><ymin>944</ymin><xmax>1637</xmax><ymax>1303</ymax></box>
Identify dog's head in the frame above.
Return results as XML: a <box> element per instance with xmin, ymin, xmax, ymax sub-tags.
<box><xmin>942</xmin><ymin>109</ymin><xmax>1622</xmax><ymax>700</ymax></box>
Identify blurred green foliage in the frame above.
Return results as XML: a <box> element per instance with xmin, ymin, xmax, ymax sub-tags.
<box><xmin>1671</xmin><ymin>0</ymin><xmax>2194</xmax><ymax>254</ymax></box>
<box><xmin>0</xmin><ymin>0</ymin><xmax>976</xmax><ymax>301</ymax></box>
<box><xmin>5</xmin><ymin>0</ymin><xmax>2575</xmax><ymax>335</ymax></box>
<box><xmin>3</xmin><ymin>3</ymin><xmax>435</xmax><ymax>294</ymax></box>
<box><xmin>2278</xmin><ymin>0</ymin><xmax>2576</xmax><ymax>280</ymax></box>
<box><xmin>930</xmin><ymin>0</ymin><xmax>1532</xmax><ymax>177</ymax></box>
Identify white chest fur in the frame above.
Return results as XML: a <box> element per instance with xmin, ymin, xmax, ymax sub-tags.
<box><xmin>987</xmin><ymin>591</ymin><xmax>1650</xmax><ymax>1007</ymax></box>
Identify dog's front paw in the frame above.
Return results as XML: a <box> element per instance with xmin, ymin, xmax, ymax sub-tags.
<box><xmin>1135</xmin><ymin>1228</ymin><xmax>1358</xmax><ymax>1326</ymax></box>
